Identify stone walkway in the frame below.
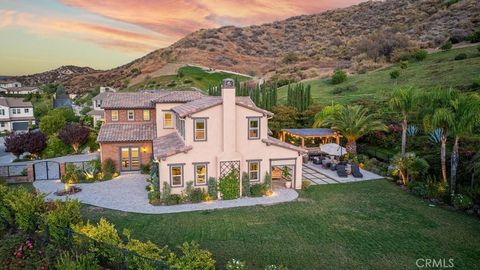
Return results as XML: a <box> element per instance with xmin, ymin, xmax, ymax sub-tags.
<box><xmin>33</xmin><ymin>174</ymin><xmax>299</xmax><ymax>214</ymax></box>
<box><xmin>303</xmin><ymin>163</ymin><xmax>384</xmax><ymax>185</ymax></box>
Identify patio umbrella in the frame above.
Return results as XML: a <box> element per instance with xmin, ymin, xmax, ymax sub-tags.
<box><xmin>320</xmin><ymin>143</ymin><xmax>347</xmax><ymax>156</ymax></box>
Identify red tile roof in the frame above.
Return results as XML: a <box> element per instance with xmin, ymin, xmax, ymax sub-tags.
<box><xmin>153</xmin><ymin>132</ymin><xmax>192</xmax><ymax>159</ymax></box>
<box><xmin>101</xmin><ymin>90</ymin><xmax>205</xmax><ymax>109</ymax></box>
<box><xmin>97</xmin><ymin>122</ymin><xmax>156</xmax><ymax>142</ymax></box>
<box><xmin>262</xmin><ymin>136</ymin><xmax>307</xmax><ymax>153</ymax></box>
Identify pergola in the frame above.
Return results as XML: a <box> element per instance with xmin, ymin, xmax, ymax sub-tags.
<box><xmin>280</xmin><ymin>128</ymin><xmax>341</xmax><ymax>148</ymax></box>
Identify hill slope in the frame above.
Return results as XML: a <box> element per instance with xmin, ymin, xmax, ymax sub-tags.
<box><xmin>13</xmin><ymin>0</ymin><xmax>480</xmax><ymax>93</ymax></box>
<box><xmin>277</xmin><ymin>45</ymin><xmax>480</xmax><ymax>105</ymax></box>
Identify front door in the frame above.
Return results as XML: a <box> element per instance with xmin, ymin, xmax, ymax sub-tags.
<box><xmin>121</xmin><ymin>147</ymin><xmax>140</xmax><ymax>171</ymax></box>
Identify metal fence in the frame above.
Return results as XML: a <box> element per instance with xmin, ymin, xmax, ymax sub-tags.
<box><xmin>0</xmin><ymin>164</ymin><xmax>28</xmax><ymax>177</ymax></box>
<box><xmin>65</xmin><ymin>161</ymin><xmax>96</xmax><ymax>171</ymax></box>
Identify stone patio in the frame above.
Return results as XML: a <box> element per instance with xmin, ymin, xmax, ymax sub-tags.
<box><xmin>33</xmin><ymin>174</ymin><xmax>298</xmax><ymax>214</ymax></box>
<box><xmin>303</xmin><ymin>162</ymin><xmax>383</xmax><ymax>184</ymax></box>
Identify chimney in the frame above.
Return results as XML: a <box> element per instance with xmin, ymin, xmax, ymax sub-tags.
<box><xmin>222</xmin><ymin>78</ymin><xmax>236</xmax><ymax>153</ymax></box>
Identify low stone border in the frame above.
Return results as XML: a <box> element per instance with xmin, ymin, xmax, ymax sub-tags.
<box><xmin>33</xmin><ymin>174</ymin><xmax>299</xmax><ymax>214</ymax></box>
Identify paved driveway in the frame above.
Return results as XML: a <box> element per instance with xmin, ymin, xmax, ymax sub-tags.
<box><xmin>0</xmin><ymin>137</ymin><xmax>15</xmax><ymax>164</ymax></box>
<box><xmin>33</xmin><ymin>174</ymin><xmax>299</xmax><ymax>214</ymax></box>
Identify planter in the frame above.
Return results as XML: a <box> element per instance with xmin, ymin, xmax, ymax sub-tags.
<box><xmin>285</xmin><ymin>181</ymin><xmax>292</xmax><ymax>188</ymax></box>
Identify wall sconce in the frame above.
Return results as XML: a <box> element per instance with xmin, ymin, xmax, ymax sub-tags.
<box><xmin>141</xmin><ymin>147</ymin><xmax>148</xmax><ymax>153</ymax></box>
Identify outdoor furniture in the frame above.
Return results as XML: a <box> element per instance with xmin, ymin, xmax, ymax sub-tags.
<box><xmin>330</xmin><ymin>163</ymin><xmax>337</xmax><ymax>171</ymax></box>
<box><xmin>336</xmin><ymin>165</ymin><xmax>348</xmax><ymax>178</ymax></box>
<box><xmin>351</xmin><ymin>164</ymin><xmax>364</xmax><ymax>178</ymax></box>
<box><xmin>313</xmin><ymin>156</ymin><xmax>324</xmax><ymax>165</ymax></box>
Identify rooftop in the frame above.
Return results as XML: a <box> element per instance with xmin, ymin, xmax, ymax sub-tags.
<box><xmin>281</xmin><ymin>128</ymin><xmax>337</xmax><ymax>137</ymax></box>
<box><xmin>97</xmin><ymin>122</ymin><xmax>156</xmax><ymax>143</ymax></box>
<box><xmin>101</xmin><ymin>90</ymin><xmax>205</xmax><ymax>109</ymax></box>
<box><xmin>3</xmin><ymin>86</ymin><xmax>38</xmax><ymax>92</ymax></box>
<box><xmin>0</xmin><ymin>97</ymin><xmax>33</xmax><ymax>108</ymax></box>
<box><xmin>262</xmin><ymin>136</ymin><xmax>307</xmax><ymax>153</ymax></box>
<box><xmin>153</xmin><ymin>132</ymin><xmax>192</xmax><ymax>159</ymax></box>
<box><xmin>172</xmin><ymin>96</ymin><xmax>273</xmax><ymax>117</ymax></box>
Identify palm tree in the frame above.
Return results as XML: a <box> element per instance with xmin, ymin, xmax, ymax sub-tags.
<box><xmin>313</xmin><ymin>104</ymin><xmax>343</xmax><ymax>128</ymax></box>
<box><xmin>322</xmin><ymin>105</ymin><xmax>387</xmax><ymax>154</ymax></box>
<box><xmin>422</xmin><ymin>88</ymin><xmax>458</xmax><ymax>184</ymax></box>
<box><xmin>449</xmin><ymin>94</ymin><xmax>480</xmax><ymax>194</ymax></box>
<box><xmin>389</xmin><ymin>87</ymin><xmax>416</xmax><ymax>156</ymax></box>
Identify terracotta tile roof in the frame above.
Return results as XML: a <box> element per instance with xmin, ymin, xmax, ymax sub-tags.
<box><xmin>0</xmin><ymin>97</ymin><xmax>33</xmax><ymax>108</ymax></box>
<box><xmin>92</xmin><ymin>92</ymin><xmax>113</xmax><ymax>101</ymax></box>
<box><xmin>153</xmin><ymin>132</ymin><xmax>192</xmax><ymax>159</ymax></box>
<box><xmin>97</xmin><ymin>122</ymin><xmax>156</xmax><ymax>143</ymax></box>
<box><xmin>262</xmin><ymin>136</ymin><xmax>307</xmax><ymax>154</ymax></box>
<box><xmin>101</xmin><ymin>90</ymin><xmax>204</xmax><ymax>109</ymax></box>
<box><xmin>172</xmin><ymin>96</ymin><xmax>273</xmax><ymax>117</ymax></box>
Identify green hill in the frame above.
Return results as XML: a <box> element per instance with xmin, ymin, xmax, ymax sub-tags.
<box><xmin>125</xmin><ymin>66</ymin><xmax>250</xmax><ymax>92</ymax></box>
<box><xmin>278</xmin><ymin>45</ymin><xmax>480</xmax><ymax>105</ymax></box>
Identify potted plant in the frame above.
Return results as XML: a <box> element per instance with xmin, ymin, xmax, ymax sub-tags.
<box><xmin>282</xmin><ymin>166</ymin><xmax>292</xmax><ymax>188</ymax></box>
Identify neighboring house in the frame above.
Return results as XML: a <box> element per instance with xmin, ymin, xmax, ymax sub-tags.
<box><xmin>0</xmin><ymin>97</ymin><xmax>35</xmax><ymax>133</ymax></box>
<box><xmin>0</xmin><ymin>80</ymin><xmax>21</xmax><ymax>88</ymax></box>
<box><xmin>97</xmin><ymin>79</ymin><xmax>304</xmax><ymax>192</ymax></box>
<box><xmin>100</xmin><ymin>86</ymin><xmax>117</xmax><ymax>93</ymax></box>
<box><xmin>0</xmin><ymin>86</ymin><xmax>40</xmax><ymax>95</ymax></box>
<box><xmin>53</xmin><ymin>94</ymin><xmax>73</xmax><ymax>109</ymax></box>
<box><xmin>87</xmin><ymin>92</ymin><xmax>113</xmax><ymax>126</ymax></box>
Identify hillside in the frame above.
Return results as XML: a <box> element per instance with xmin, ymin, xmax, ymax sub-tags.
<box><xmin>15</xmin><ymin>66</ymin><xmax>97</xmax><ymax>87</ymax></box>
<box><xmin>277</xmin><ymin>45</ymin><xmax>480</xmax><ymax>105</ymax></box>
<box><xmin>12</xmin><ymin>0</ymin><xmax>480</xmax><ymax>93</ymax></box>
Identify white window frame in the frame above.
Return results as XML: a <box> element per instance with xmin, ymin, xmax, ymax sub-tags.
<box><xmin>248</xmin><ymin>117</ymin><xmax>260</xmax><ymax>140</ymax></box>
<box><xmin>163</xmin><ymin>111</ymin><xmax>173</xmax><ymax>128</ymax></box>
<box><xmin>194</xmin><ymin>163</ymin><xmax>208</xmax><ymax>186</ymax></box>
<box><xmin>169</xmin><ymin>164</ymin><xmax>184</xmax><ymax>187</ymax></box>
<box><xmin>0</xmin><ymin>109</ymin><xmax>4</xmax><ymax>116</ymax></box>
<box><xmin>143</xmin><ymin>110</ymin><xmax>150</xmax><ymax>121</ymax></box>
<box><xmin>193</xmin><ymin>118</ymin><xmax>207</xmax><ymax>141</ymax></box>
<box><xmin>111</xmin><ymin>110</ymin><xmax>119</xmax><ymax>121</ymax></box>
<box><xmin>24</xmin><ymin>108</ymin><xmax>29</xmax><ymax>113</ymax></box>
<box><xmin>127</xmin><ymin>110</ymin><xmax>135</xmax><ymax>121</ymax></box>
<box><xmin>248</xmin><ymin>160</ymin><xmax>260</xmax><ymax>182</ymax></box>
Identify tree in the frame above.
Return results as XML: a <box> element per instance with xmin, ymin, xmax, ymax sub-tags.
<box><xmin>313</xmin><ymin>104</ymin><xmax>343</xmax><ymax>128</ymax></box>
<box><xmin>40</xmin><ymin>114</ymin><xmax>66</xmax><ymax>135</ymax></box>
<box><xmin>389</xmin><ymin>87</ymin><xmax>417</xmax><ymax>156</ymax></box>
<box><xmin>23</xmin><ymin>132</ymin><xmax>47</xmax><ymax>158</ymax></box>
<box><xmin>322</xmin><ymin>105</ymin><xmax>387</xmax><ymax>154</ymax></box>
<box><xmin>286</xmin><ymin>83</ymin><xmax>311</xmax><ymax>112</ymax></box>
<box><xmin>422</xmin><ymin>88</ymin><xmax>458</xmax><ymax>184</ymax></box>
<box><xmin>440</xmin><ymin>41</ymin><xmax>452</xmax><ymax>51</ymax></box>
<box><xmin>392</xmin><ymin>152</ymin><xmax>429</xmax><ymax>185</ymax></box>
<box><xmin>4</xmin><ymin>133</ymin><xmax>26</xmax><ymax>159</ymax></box>
<box><xmin>58</xmin><ymin>123</ymin><xmax>90</xmax><ymax>153</ymax></box>
<box><xmin>448</xmin><ymin>94</ymin><xmax>480</xmax><ymax>194</ymax></box>
<box><xmin>268</xmin><ymin>106</ymin><xmax>300</xmax><ymax>135</ymax></box>
<box><xmin>49</xmin><ymin>107</ymin><xmax>78</xmax><ymax>123</ymax></box>
<box><xmin>331</xmin><ymin>69</ymin><xmax>347</xmax><ymax>84</ymax></box>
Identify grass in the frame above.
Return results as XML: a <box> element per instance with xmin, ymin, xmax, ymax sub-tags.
<box><xmin>126</xmin><ymin>66</ymin><xmax>250</xmax><ymax>92</ymax></box>
<box><xmin>277</xmin><ymin>46</ymin><xmax>480</xmax><ymax>105</ymax></box>
<box><xmin>81</xmin><ymin>180</ymin><xmax>480</xmax><ymax>269</ymax></box>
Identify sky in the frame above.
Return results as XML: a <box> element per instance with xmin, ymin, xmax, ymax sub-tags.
<box><xmin>0</xmin><ymin>0</ymin><xmax>364</xmax><ymax>76</ymax></box>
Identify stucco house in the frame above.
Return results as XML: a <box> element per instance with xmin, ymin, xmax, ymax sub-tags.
<box><xmin>0</xmin><ymin>97</ymin><xmax>35</xmax><ymax>133</ymax></box>
<box><xmin>97</xmin><ymin>79</ymin><xmax>304</xmax><ymax>192</ymax></box>
<box><xmin>0</xmin><ymin>86</ymin><xmax>40</xmax><ymax>95</ymax></box>
<box><xmin>0</xmin><ymin>79</ymin><xmax>22</xmax><ymax>88</ymax></box>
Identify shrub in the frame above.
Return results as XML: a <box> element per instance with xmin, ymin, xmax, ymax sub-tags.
<box><xmin>161</xmin><ymin>182</ymin><xmax>172</xmax><ymax>203</ymax></box>
<box><xmin>454</xmin><ymin>53</ymin><xmax>467</xmax><ymax>60</ymax></box>
<box><xmin>331</xmin><ymin>69</ymin><xmax>347</xmax><ymax>84</ymax></box>
<box><xmin>141</xmin><ymin>163</ymin><xmax>151</xmax><ymax>174</ymax></box>
<box><xmin>4</xmin><ymin>187</ymin><xmax>46</xmax><ymax>233</ymax></box>
<box><xmin>468</xmin><ymin>30</ymin><xmax>480</xmax><ymax>43</ymax></box>
<box><xmin>302</xmin><ymin>180</ymin><xmax>311</xmax><ymax>190</ymax></box>
<box><xmin>4</xmin><ymin>133</ymin><xmax>26</xmax><ymax>158</ymax></box>
<box><xmin>58</xmin><ymin>123</ymin><xmax>90</xmax><ymax>153</ymax></box>
<box><xmin>168</xmin><ymin>242</ymin><xmax>215</xmax><ymax>270</ymax></box>
<box><xmin>185</xmin><ymin>181</ymin><xmax>194</xmax><ymax>200</ymax></box>
<box><xmin>148</xmin><ymin>191</ymin><xmax>161</xmax><ymax>205</ymax></box>
<box><xmin>264</xmin><ymin>172</ymin><xmax>272</xmax><ymax>193</ymax></box>
<box><xmin>226</xmin><ymin>259</ymin><xmax>246</xmax><ymax>270</ymax></box>
<box><xmin>123</xmin><ymin>229</ymin><xmax>168</xmax><ymax>269</ymax></box>
<box><xmin>165</xmin><ymin>194</ymin><xmax>183</xmax><ymax>205</ymax></box>
<box><xmin>413</xmin><ymin>49</ymin><xmax>428</xmax><ymax>61</ymax></box>
<box><xmin>282</xmin><ymin>52</ymin><xmax>298</xmax><ymax>64</ymax></box>
<box><xmin>0</xmin><ymin>185</ymin><xmax>13</xmax><ymax>232</ymax></box>
<box><xmin>102</xmin><ymin>158</ymin><xmax>117</xmax><ymax>180</ymax></box>
<box><xmin>400</xmin><ymin>61</ymin><xmax>408</xmax><ymax>69</ymax></box>
<box><xmin>42</xmin><ymin>136</ymin><xmax>72</xmax><ymax>159</ymax></box>
<box><xmin>452</xmin><ymin>194</ymin><xmax>474</xmax><ymax>210</ymax></box>
<box><xmin>207</xmin><ymin>177</ymin><xmax>217</xmax><ymax>200</ymax></box>
<box><xmin>440</xmin><ymin>41</ymin><xmax>452</xmax><ymax>51</ymax></box>
<box><xmin>44</xmin><ymin>199</ymin><xmax>81</xmax><ymax>243</ymax></box>
<box><xmin>390</xmin><ymin>70</ymin><xmax>400</xmax><ymax>79</ymax></box>
<box><xmin>55</xmin><ymin>252</ymin><xmax>99</xmax><ymax>270</ymax></box>
<box><xmin>61</xmin><ymin>164</ymin><xmax>82</xmax><ymax>184</ymax></box>
<box><xmin>218</xmin><ymin>171</ymin><xmax>240</xmax><ymax>200</ymax></box>
<box><xmin>250</xmin><ymin>184</ymin><xmax>266</xmax><ymax>197</ymax></box>
<box><xmin>241</xmin><ymin>172</ymin><xmax>251</xmax><ymax>197</ymax></box>
<box><xmin>190</xmin><ymin>188</ymin><xmax>205</xmax><ymax>203</ymax></box>
<box><xmin>331</xmin><ymin>85</ymin><xmax>358</xmax><ymax>95</ymax></box>
<box><xmin>39</xmin><ymin>113</ymin><xmax>66</xmax><ymax>135</ymax></box>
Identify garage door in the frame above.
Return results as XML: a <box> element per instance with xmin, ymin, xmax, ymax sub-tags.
<box><xmin>12</xmin><ymin>122</ymin><xmax>28</xmax><ymax>131</ymax></box>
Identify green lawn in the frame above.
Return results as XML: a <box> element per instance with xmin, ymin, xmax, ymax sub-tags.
<box><xmin>126</xmin><ymin>66</ymin><xmax>250</xmax><ymax>92</ymax></box>
<box><xmin>278</xmin><ymin>45</ymin><xmax>480</xmax><ymax>105</ymax></box>
<box><xmin>81</xmin><ymin>180</ymin><xmax>480</xmax><ymax>270</ymax></box>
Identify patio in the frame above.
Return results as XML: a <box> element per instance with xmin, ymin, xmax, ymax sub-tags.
<box><xmin>303</xmin><ymin>162</ymin><xmax>383</xmax><ymax>184</ymax></box>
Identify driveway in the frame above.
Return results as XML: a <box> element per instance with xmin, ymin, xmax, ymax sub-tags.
<box><xmin>0</xmin><ymin>137</ymin><xmax>15</xmax><ymax>164</ymax></box>
<box><xmin>33</xmin><ymin>174</ymin><xmax>299</xmax><ymax>214</ymax></box>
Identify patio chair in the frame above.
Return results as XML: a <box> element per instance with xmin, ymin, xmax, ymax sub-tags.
<box><xmin>330</xmin><ymin>163</ymin><xmax>337</xmax><ymax>171</ymax></box>
<box><xmin>336</xmin><ymin>165</ymin><xmax>348</xmax><ymax>178</ymax></box>
<box><xmin>351</xmin><ymin>164</ymin><xmax>364</xmax><ymax>178</ymax></box>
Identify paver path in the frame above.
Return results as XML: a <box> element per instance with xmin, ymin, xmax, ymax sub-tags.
<box><xmin>303</xmin><ymin>163</ymin><xmax>384</xmax><ymax>185</ymax></box>
<box><xmin>33</xmin><ymin>174</ymin><xmax>298</xmax><ymax>214</ymax></box>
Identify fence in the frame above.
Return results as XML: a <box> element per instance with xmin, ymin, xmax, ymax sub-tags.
<box><xmin>65</xmin><ymin>160</ymin><xmax>96</xmax><ymax>171</ymax></box>
<box><xmin>0</xmin><ymin>164</ymin><xmax>28</xmax><ymax>177</ymax></box>
<box><xmin>358</xmin><ymin>144</ymin><xmax>395</xmax><ymax>162</ymax></box>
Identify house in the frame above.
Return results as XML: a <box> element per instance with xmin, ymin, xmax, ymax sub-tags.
<box><xmin>97</xmin><ymin>79</ymin><xmax>305</xmax><ymax>193</ymax></box>
<box><xmin>0</xmin><ymin>97</ymin><xmax>35</xmax><ymax>133</ymax></box>
<box><xmin>0</xmin><ymin>79</ymin><xmax>22</xmax><ymax>88</ymax></box>
<box><xmin>0</xmin><ymin>86</ymin><xmax>40</xmax><ymax>95</ymax></box>
<box><xmin>100</xmin><ymin>86</ymin><xmax>117</xmax><ymax>93</ymax></box>
<box><xmin>87</xmin><ymin>92</ymin><xmax>113</xmax><ymax>126</ymax></box>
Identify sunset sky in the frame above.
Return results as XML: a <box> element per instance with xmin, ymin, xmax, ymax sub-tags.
<box><xmin>0</xmin><ymin>0</ymin><xmax>364</xmax><ymax>76</ymax></box>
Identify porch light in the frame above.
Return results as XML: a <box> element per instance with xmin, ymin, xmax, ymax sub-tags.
<box><xmin>141</xmin><ymin>146</ymin><xmax>148</xmax><ymax>153</ymax></box>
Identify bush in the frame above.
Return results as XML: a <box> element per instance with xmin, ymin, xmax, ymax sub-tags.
<box><xmin>440</xmin><ymin>41</ymin><xmax>452</xmax><ymax>51</ymax></box>
<box><xmin>468</xmin><ymin>30</ymin><xmax>480</xmax><ymax>43</ymax></box>
<box><xmin>302</xmin><ymin>180</ymin><xmax>311</xmax><ymax>190</ymax></box>
<box><xmin>4</xmin><ymin>188</ymin><xmax>46</xmax><ymax>233</ymax></box>
<box><xmin>454</xmin><ymin>53</ymin><xmax>467</xmax><ymax>60</ymax></box>
<box><xmin>400</xmin><ymin>61</ymin><xmax>408</xmax><ymax>69</ymax></box>
<box><xmin>190</xmin><ymin>188</ymin><xmax>205</xmax><ymax>203</ymax></box>
<box><xmin>42</xmin><ymin>136</ymin><xmax>72</xmax><ymax>159</ymax></box>
<box><xmin>331</xmin><ymin>69</ymin><xmax>347</xmax><ymax>85</ymax></box>
<box><xmin>61</xmin><ymin>164</ymin><xmax>82</xmax><ymax>184</ymax></box>
<box><xmin>148</xmin><ymin>191</ymin><xmax>161</xmax><ymax>205</ymax></box>
<box><xmin>55</xmin><ymin>252</ymin><xmax>99</xmax><ymax>270</ymax></box>
<box><xmin>44</xmin><ymin>199</ymin><xmax>81</xmax><ymax>243</ymax></box>
<box><xmin>141</xmin><ymin>163</ymin><xmax>151</xmax><ymax>174</ymax></box>
<box><xmin>250</xmin><ymin>184</ymin><xmax>267</xmax><ymax>197</ymax></box>
<box><xmin>331</xmin><ymin>85</ymin><xmax>358</xmax><ymax>95</ymax></box>
<box><xmin>241</xmin><ymin>172</ymin><xmax>251</xmax><ymax>197</ymax></box>
<box><xmin>168</xmin><ymin>242</ymin><xmax>215</xmax><ymax>270</ymax></box>
<box><xmin>165</xmin><ymin>194</ymin><xmax>183</xmax><ymax>205</ymax></box>
<box><xmin>413</xmin><ymin>49</ymin><xmax>428</xmax><ymax>61</ymax></box>
<box><xmin>102</xmin><ymin>158</ymin><xmax>117</xmax><ymax>180</ymax></box>
<box><xmin>264</xmin><ymin>172</ymin><xmax>272</xmax><ymax>193</ymax></box>
<box><xmin>390</xmin><ymin>70</ymin><xmax>400</xmax><ymax>79</ymax></box>
<box><xmin>0</xmin><ymin>185</ymin><xmax>13</xmax><ymax>232</ymax></box>
<box><xmin>452</xmin><ymin>194</ymin><xmax>474</xmax><ymax>210</ymax></box>
<box><xmin>226</xmin><ymin>259</ymin><xmax>246</xmax><ymax>270</ymax></box>
<box><xmin>123</xmin><ymin>229</ymin><xmax>168</xmax><ymax>269</ymax></box>
<box><xmin>218</xmin><ymin>171</ymin><xmax>240</xmax><ymax>200</ymax></box>
<box><xmin>207</xmin><ymin>177</ymin><xmax>217</xmax><ymax>200</ymax></box>
<box><xmin>161</xmin><ymin>182</ymin><xmax>172</xmax><ymax>203</ymax></box>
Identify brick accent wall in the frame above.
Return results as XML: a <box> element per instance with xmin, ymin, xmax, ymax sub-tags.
<box><xmin>104</xmin><ymin>109</ymin><xmax>156</xmax><ymax>123</ymax></box>
<box><xmin>99</xmin><ymin>141</ymin><xmax>153</xmax><ymax>172</ymax></box>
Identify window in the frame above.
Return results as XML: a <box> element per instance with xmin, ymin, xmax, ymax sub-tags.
<box><xmin>248</xmin><ymin>118</ymin><xmax>260</xmax><ymax>139</ymax></box>
<box><xmin>111</xmin><ymin>110</ymin><xmax>119</xmax><ymax>121</ymax></box>
<box><xmin>127</xmin><ymin>110</ymin><xmax>135</xmax><ymax>121</ymax></box>
<box><xmin>163</xmin><ymin>112</ymin><xmax>173</xmax><ymax>128</ymax></box>
<box><xmin>170</xmin><ymin>165</ymin><xmax>183</xmax><ymax>187</ymax></box>
<box><xmin>248</xmin><ymin>161</ymin><xmax>260</xmax><ymax>182</ymax></box>
<box><xmin>24</xmin><ymin>108</ymin><xmax>29</xmax><ymax>113</ymax></box>
<box><xmin>194</xmin><ymin>163</ymin><xmax>208</xmax><ymax>185</ymax></box>
<box><xmin>176</xmin><ymin>115</ymin><xmax>185</xmax><ymax>140</ymax></box>
<box><xmin>143</xmin><ymin>110</ymin><xmax>150</xmax><ymax>121</ymax></box>
<box><xmin>0</xmin><ymin>123</ymin><xmax>4</xmax><ymax>127</ymax></box>
<box><xmin>194</xmin><ymin>118</ymin><xmax>207</xmax><ymax>141</ymax></box>
<box><xmin>0</xmin><ymin>109</ymin><xmax>4</xmax><ymax>115</ymax></box>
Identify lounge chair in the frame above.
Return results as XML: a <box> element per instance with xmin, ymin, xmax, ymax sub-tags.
<box><xmin>336</xmin><ymin>165</ymin><xmax>348</xmax><ymax>178</ymax></box>
<box><xmin>351</xmin><ymin>164</ymin><xmax>364</xmax><ymax>178</ymax></box>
